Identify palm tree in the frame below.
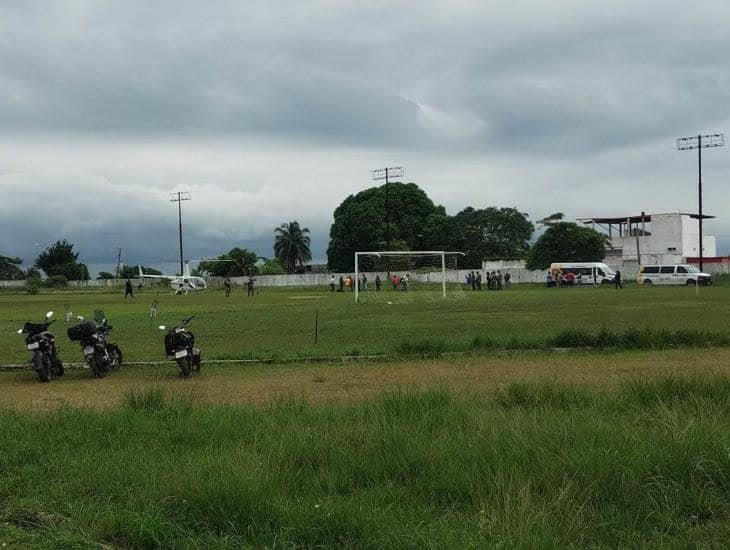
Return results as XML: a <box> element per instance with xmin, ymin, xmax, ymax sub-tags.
<box><xmin>274</xmin><ymin>221</ymin><xmax>312</xmax><ymax>273</ymax></box>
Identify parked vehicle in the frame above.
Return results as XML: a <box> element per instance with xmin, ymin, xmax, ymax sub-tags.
<box><xmin>549</xmin><ymin>262</ymin><xmax>616</xmax><ymax>285</ymax></box>
<box><xmin>17</xmin><ymin>311</ymin><xmax>64</xmax><ymax>382</ymax></box>
<box><xmin>637</xmin><ymin>264</ymin><xmax>712</xmax><ymax>286</ymax></box>
<box><xmin>67</xmin><ymin>310</ymin><xmax>123</xmax><ymax>378</ymax></box>
<box><xmin>159</xmin><ymin>316</ymin><xmax>201</xmax><ymax>377</ymax></box>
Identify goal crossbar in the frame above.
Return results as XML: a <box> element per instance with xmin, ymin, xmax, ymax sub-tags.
<box><xmin>354</xmin><ymin>251</ymin><xmax>465</xmax><ymax>302</ymax></box>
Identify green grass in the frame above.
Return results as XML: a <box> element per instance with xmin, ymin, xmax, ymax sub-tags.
<box><xmin>3</xmin><ymin>282</ymin><xmax>730</xmax><ymax>364</ymax></box>
<box><xmin>0</xmin><ymin>378</ymin><xmax>729</xmax><ymax>547</ymax></box>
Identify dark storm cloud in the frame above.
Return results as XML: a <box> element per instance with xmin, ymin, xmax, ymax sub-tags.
<box><xmin>1</xmin><ymin>1</ymin><xmax>729</xmax><ymax>266</ymax></box>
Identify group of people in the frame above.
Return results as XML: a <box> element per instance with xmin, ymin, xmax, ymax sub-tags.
<box><xmin>329</xmin><ymin>273</ymin><xmax>411</xmax><ymax>292</ymax></box>
<box><xmin>466</xmin><ymin>270</ymin><xmax>510</xmax><ymax>291</ymax></box>
<box><xmin>222</xmin><ymin>276</ymin><xmax>256</xmax><ymax>297</ymax></box>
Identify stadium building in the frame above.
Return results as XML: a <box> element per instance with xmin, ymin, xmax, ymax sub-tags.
<box><xmin>578</xmin><ymin>212</ymin><xmax>717</xmax><ymax>266</ymax></box>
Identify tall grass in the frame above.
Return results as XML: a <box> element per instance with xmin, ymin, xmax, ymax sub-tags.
<box><xmin>1</xmin><ymin>379</ymin><xmax>729</xmax><ymax>547</ymax></box>
<box><xmin>396</xmin><ymin>326</ymin><xmax>730</xmax><ymax>357</ymax></box>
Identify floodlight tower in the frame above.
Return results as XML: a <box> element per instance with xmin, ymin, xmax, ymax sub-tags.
<box><xmin>170</xmin><ymin>191</ymin><xmax>191</xmax><ymax>276</ymax></box>
<box><xmin>371</xmin><ymin>166</ymin><xmax>404</xmax><ymax>250</ymax></box>
<box><xmin>676</xmin><ymin>133</ymin><xmax>725</xmax><ymax>271</ymax></box>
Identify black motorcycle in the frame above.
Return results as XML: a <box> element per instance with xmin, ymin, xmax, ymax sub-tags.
<box><xmin>17</xmin><ymin>311</ymin><xmax>64</xmax><ymax>382</ymax></box>
<box><xmin>159</xmin><ymin>316</ymin><xmax>201</xmax><ymax>377</ymax></box>
<box><xmin>68</xmin><ymin>310</ymin><xmax>122</xmax><ymax>378</ymax></box>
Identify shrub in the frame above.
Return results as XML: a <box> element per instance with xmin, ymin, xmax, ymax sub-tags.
<box><xmin>25</xmin><ymin>277</ymin><xmax>41</xmax><ymax>295</ymax></box>
<box><xmin>45</xmin><ymin>275</ymin><xmax>68</xmax><ymax>288</ymax></box>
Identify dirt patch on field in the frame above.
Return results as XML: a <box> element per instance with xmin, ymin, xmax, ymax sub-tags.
<box><xmin>2</xmin><ymin>348</ymin><xmax>730</xmax><ymax>411</ymax></box>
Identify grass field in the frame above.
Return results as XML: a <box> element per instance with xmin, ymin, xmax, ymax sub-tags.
<box><xmin>2</xmin><ymin>284</ymin><xmax>730</xmax><ymax>547</ymax></box>
<box><xmin>2</xmin><ymin>281</ymin><xmax>730</xmax><ymax>365</ymax></box>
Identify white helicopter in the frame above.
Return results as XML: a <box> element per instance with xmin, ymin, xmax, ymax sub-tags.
<box><xmin>138</xmin><ymin>262</ymin><xmax>207</xmax><ymax>294</ymax></box>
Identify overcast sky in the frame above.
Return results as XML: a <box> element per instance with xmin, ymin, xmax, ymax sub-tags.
<box><xmin>1</xmin><ymin>0</ymin><xmax>729</xmax><ymax>272</ymax></box>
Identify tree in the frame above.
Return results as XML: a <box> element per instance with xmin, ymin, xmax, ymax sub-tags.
<box><xmin>0</xmin><ymin>255</ymin><xmax>25</xmax><ymax>280</ymax></box>
<box><xmin>537</xmin><ymin>212</ymin><xmax>565</xmax><ymax>227</ymax></box>
<box><xmin>198</xmin><ymin>247</ymin><xmax>259</xmax><ymax>277</ymax></box>
<box><xmin>447</xmin><ymin>207</ymin><xmax>534</xmax><ymax>268</ymax></box>
<box><xmin>525</xmin><ymin>222</ymin><xmax>608</xmax><ymax>270</ymax></box>
<box><xmin>34</xmin><ymin>240</ymin><xmax>90</xmax><ymax>281</ymax></box>
<box><xmin>119</xmin><ymin>265</ymin><xmax>162</xmax><ymax>279</ymax></box>
<box><xmin>326</xmin><ymin>182</ymin><xmax>447</xmax><ymax>271</ymax></box>
<box><xmin>274</xmin><ymin>221</ymin><xmax>312</xmax><ymax>273</ymax></box>
<box><xmin>261</xmin><ymin>259</ymin><xmax>286</xmax><ymax>275</ymax></box>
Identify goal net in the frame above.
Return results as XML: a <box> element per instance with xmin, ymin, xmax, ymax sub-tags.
<box><xmin>354</xmin><ymin>251</ymin><xmax>466</xmax><ymax>303</ymax></box>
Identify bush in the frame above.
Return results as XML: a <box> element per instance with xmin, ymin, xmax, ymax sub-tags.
<box><xmin>25</xmin><ymin>277</ymin><xmax>41</xmax><ymax>295</ymax></box>
<box><xmin>45</xmin><ymin>275</ymin><xmax>68</xmax><ymax>288</ymax></box>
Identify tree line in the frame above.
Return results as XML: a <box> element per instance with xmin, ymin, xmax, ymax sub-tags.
<box><xmin>2</xmin><ymin>183</ymin><xmax>607</xmax><ymax>281</ymax></box>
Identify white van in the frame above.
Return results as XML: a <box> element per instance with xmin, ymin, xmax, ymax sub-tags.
<box><xmin>549</xmin><ymin>262</ymin><xmax>616</xmax><ymax>285</ymax></box>
<box><xmin>637</xmin><ymin>265</ymin><xmax>711</xmax><ymax>286</ymax></box>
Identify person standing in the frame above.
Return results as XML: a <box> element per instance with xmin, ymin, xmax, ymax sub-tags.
<box><xmin>375</xmin><ymin>274</ymin><xmax>382</xmax><ymax>291</ymax></box>
<box><xmin>497</xmin><ymin>271</ymin><xmax>503</xmax><ymax>290</ymax></box>
<box><xmin>614</xmin><ymin>269</ymin><xmax>623</xmax><ymax>289</ymax></box>
<box><xmin>330</xmin><ymin>275</ymin><xmax>336</xmax><ymax>292</ymax></box>
<box><xmin>124</xmin><ymin>279</ymin><xmax>134</xmax><ymax>299</ymax></box>
<box><xmin>247</xmin><ymin>275</ymin><xmax>255</xmax><ymax>297</ymax></box>
<box><xmin>392</xmin><ymin>274</ymin><xmax>399</xmax><ymax>291</ymax></box>
<box><xmin>362</xmin><ymin>273</ymin><xmax>368</xmax><ymax>291</ymax></box>
<box><xmin>476</xmin><ymin>272</ymin><xmax>482</xmax><ymax>291</ymax></box>
<box><xmin>471</xmin><ymin>271</ymin><xmax>477</xmax><ymax>291</ymax></box>
<box><xmin>339</xmin><ymin>276</ymin><xmax>344</xmax><ymax>292</ymax></box>
<box><xmin>504</xmin><ymin>272</ymin><xmax>512</xmax><ymax>289</ymax></box>
<box><xmin>224</xmin><ymin>276</ymin><xmax>232</xmax><ymax>298</ymax></box>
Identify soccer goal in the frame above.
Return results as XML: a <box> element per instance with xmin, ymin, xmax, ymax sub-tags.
<box><xmin>354</xmin><ymin>251</ymin><xmax>466</xmax><ymax>303</ymax></box>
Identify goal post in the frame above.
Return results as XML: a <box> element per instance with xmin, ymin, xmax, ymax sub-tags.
<box><xmin>354</xmin><ymin>251</ymin><xmax>465</xmax><ymax>303</ymax></box>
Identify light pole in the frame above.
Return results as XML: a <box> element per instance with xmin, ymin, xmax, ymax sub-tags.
<box><xmin>170</xmin><ymin>192</ymin><xmax>191</xmax><ymax>275</ymax></box>
<box><xmin>676</xmin><ymin>133</ymin><xmax>725</xmax><ymax>271</ymax></box>
<box><xmin>371</xmin><ymin>166</ymin><xmax>404</xmax><ymax>250</ymax></box>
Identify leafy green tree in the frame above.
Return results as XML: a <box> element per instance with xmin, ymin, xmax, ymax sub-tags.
<box><xmin>0</xmin><ymin>255</ymin><xmax>25</xmax><ymax>280</ymax></box>
<box><xmin>448</xmin><ymin>207</ymin><xmax>534</xmax><ymax>268</ymax></box>
<box><xmin>525</xmin><ymin>222</ymin><xmax>607</xmax><ymax>270</ymax></box>
<box><xmin>97</xmin><ymin>272</ymin><xmax>116</xmax><ymax>280</ymax></box>
<box><xmin>34</xmin><ymin>240</ymin><xmax>90</xmax><ymax>281</ymax></box>
<box><xmin>274</xmin><ymin>221</ymin><xmax>312</xmax><ymax>273</ymax></box>
<box><xmin>326</xmin><ymin>182</ymin><xmax>447</xmax><ymax>271</ymax></box>
<box><xmin>199</xmin><ymin>248</ymin><xmax>259</xmax><ymax>277</ymax></box>
<box><xmin>119</xmin><ymin>265</ymin><xmax>162</xmax><ymax>278</ymax></box>
<box><xmin>261</xmin><ymin>259</ymin><xmax>286</xmax><ymax>275</ymax></box>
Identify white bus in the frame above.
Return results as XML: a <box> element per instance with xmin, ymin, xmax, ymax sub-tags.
<box><xmin>549</xmin><ymin>262</ymin><xmax>616</xmax><ymax>285</ymax></box>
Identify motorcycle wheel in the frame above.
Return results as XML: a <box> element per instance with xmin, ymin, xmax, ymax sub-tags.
<box><xmin>52</xmin><ymin>356</ymin><xmax>64</xmax><ymax>377</ymax></box>
<box><xmin>34</xmin><ymin>353</ymin><xmax>51</xmax><ymax>383</ymax></box>
<box><xmin>177</xmin><ymin>355</ymin><xmax>192</xmax><ymax>377</ymax></box>
<box><xmin>90</xmin><ymin>353</ymin><xmax>108</xmax><ymax>378</ymax></box>
<box><xmin>107</xmin><ymin>344</ymin><xmax>123</xmax><ymax>370</ymax></box>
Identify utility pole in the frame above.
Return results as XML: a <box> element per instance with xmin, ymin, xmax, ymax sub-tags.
<box><xmin>676</xmin><ymin>133</ymin><xmax>725</xmax><ymax>271</ymax></box>
<box><xmin>114</xmin><ymin>248</ymin><xmax>122</xmax><ymax>281</ymax></box>
<box><xmin>170</xmin><ymin>192</ymin><xmax>191</xmax><ymax>275</ymax></box>
<box><xmin>371</xmin><ymin>166</ymin><xmax>404</xmax><ymax>250</ymax></box>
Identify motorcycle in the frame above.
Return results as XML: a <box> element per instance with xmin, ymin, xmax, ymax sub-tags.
<box><xmin>67</xmin><ymin>310</ymin><xmax>123</xmax><ymax>378</ymax></box>
<box><xmin>159</xmin><ymin>316</ymin><xmax>201</xmax><ymax>377</ymax></box>
<box><xmin>17</xmin><ymin>311</ymin><xmax>64</xmax><ymax>382</ymax></box>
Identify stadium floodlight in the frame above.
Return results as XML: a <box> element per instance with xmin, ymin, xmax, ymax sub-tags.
<box><xmin>676</xmin><ymin>133</ymin><xmax>725</xmax><ymax>271</ymax></box>
<box><xmin>354</xmin><ymin>250</ymin><xmax>465</xmax><ymax>303</ymax></box>
<box><xmin>170</xmin><ymin>192</ymin><xmax>192</xmax><ymax>276</ymax></box>
<box><xmin>371</xmin><ymin>167</ymin><xmax>404</xmax><ymax>251</ymax></box>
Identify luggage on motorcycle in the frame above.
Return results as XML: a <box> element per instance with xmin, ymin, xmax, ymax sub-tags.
<box><xmin>67</xmin><ymin>320</ymin><xmax>97</xmax><ymax>341</ymax></box>
<box><xmin>164</xmin><ymin>330</ymin><xmax>194</xmax><ymax>356</ymax></box>
<box><xmin>23</xmin><ymin>322</ymin><xmax>47</xmax><ymax>335</ymax></box>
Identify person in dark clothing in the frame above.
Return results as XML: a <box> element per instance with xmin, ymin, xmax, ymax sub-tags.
<box><xmin>471</xmin><ymin>271</ymin><xmax>477</xmax><ymax>290</ymax></box>
<box><xmin>124</xmin><ymin>279</ymin><xmax>134</xmax><ymax>299</ymax></box>
<box><xmin>375</xmin><ymin>274</ymin><xmax>382</xmax><ymax>291</ymax></box>
<box><xmin>224</xmin><ymin>277</ymin><xmax>232</xmax><ymax>298</ymax></box>
<box><xmin>339</xmin><ymin>276</ymin><xmax>344</xmax><ymax>292</ymax></box>
<box><xmin>476</xmin><ymin>272</ymin><xmax>482</xmax><ymax>290</ymax></box>
<box><xmin>247</xmin><ymin>276</ymin><xmax>255</xmax><ymax>296</ymax></box>
<box><xmin>614</xmin><ymin>270</ymin><xmax>623</xmax><ymax>289</ymax></box>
